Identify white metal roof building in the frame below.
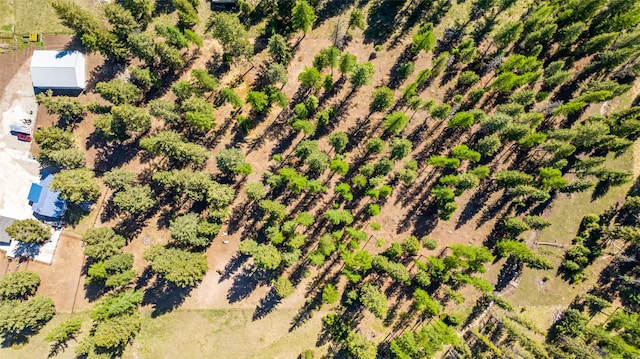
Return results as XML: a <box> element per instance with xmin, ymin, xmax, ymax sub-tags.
<box><xmin>30</xmin><ymin>50</ymin><xmax>86</xmax><ymax>90</ymax></box>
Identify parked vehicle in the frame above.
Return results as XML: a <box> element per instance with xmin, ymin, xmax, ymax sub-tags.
<box><xmin>17</xmin><ymin>133</ymin><xmax>31</xmax><ymax>142</ymax></box>
<box><xmin>9</xmin><ymin>124</ymin><xmax>31</xmax><ymax>134</ymax></box>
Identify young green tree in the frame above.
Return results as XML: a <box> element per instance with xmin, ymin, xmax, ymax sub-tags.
<box><xmin>322</xmin><ymin>283</ymin><xmax>339</xmax><ymax>304</ymax></box>
<box><xmin>191</xmin><ymin>69</ymin><xmax>219</xmax><ymax>94</ymax></box>
<box><xmin>390</xmin><ymin>138</ymin><xmax>413</xmax><ymax>159</ymax></box>
<box><xmin>252</xmin><ymin>244</ymin><xmax>282</xmax><ymax>270</ymax></box>
<box><xmin>298</xmin><ymin>67</ymin><xmax>323</xmax><ymax>91</ymax></box>
<box><xmin>349</xmin><ymin>62</ymin><xmax>375</xmax><ymax>89</ymax></box>
<box><xmin>366</xmin><ymin>138</ymin><xmax>386</xmax><ymax>153</ymax></box>
<box><xmin>348</xmin><ymin>8</ymin><xmax>365</xmax><ymax>31</ymax></box>
<box><xmin>333</xmin><ymin>49</ymin><xmax>352</xmax><ymax>74</ymax></box>
<box><xmin>155</xmin><ymin>23</ymin><xmax>189</xmax><ymax>49</ymax></box>
<box><xmin>246</xmin><ymin>91</ymin><xmax>269</xmax><ymax>112</ymax></box>
<box><xmin>383</xmin><ymin>111</ymin><xmax>410</xmax><ymax>134</ymax></box>
<box><xmin>259</xmin><ymin>200</ymin><xmax>288</xmax><ymax>220</ymax></box>
<box><xmin>245</xmin><ymin>182</ymin><xmax>267</xmax><ymax>201</ymax></box>
<box><xmin>325</xmin><ymin>209</ymin><xmax>354</xmax><ymax>226</ymax></box>
<box><xmin>268</xmin><ymin>34</ymin><xmax>293</xmax><ymax>65</ymax></box>
<box><xmin>291</xmin><ymin>0</ymin><xmax>316</xmax><ymax>35</ymax></box>
<box><xmin>412</xmin><ymin>23</ymin><xmax>435</xmax><ymax>54</ymax></box>
<box><xmin>273</xmin><ymin>276</ymin><xmax>295</xmax><ymax>298</ymax></box>
<box><xmin>413</xmin><ymin>288</ymin><xmax>442</xmax><ymax>316</ymax></box>
<box><xmin>493</xmin><ymin>21</ymin><xmax>523</xmax><ymax>50</ymax></box>
<box><xmin>266</xmin><ymin>63</ymin><xmax>289</xmax><ymax>87</ymax></box>
<box><xmin>216</xmin><ymin>148</ymin><xmax>251</xmax><ymax>176</ymax></box>
<box><xmin>328</xmin><ymin>132</ymin><xmax>349</xmax><ymax>153</ymax></box>
<box><xmin>448</xmin><ymin>111</ymin><xmax>475</xmax><ymax>129</ymax></box>
<box><xmin>220</xmin><ymin>88</ymin><xmax>243</xmax><ymax>109</ymax></box>
<box><xmin>359</xmin><ymin>283</ymin><xmax>388</xmax><ymax>319</ymax></box>
<box><xmin>45</xmin><ymin>318</ymin><xmax>82</xmax><ymax>346</ymax></box>
<box><xmin>370</xmin><ymin>86</ymin><xmax>395</xmax><ymax>112</ymax></box>
<box><xmin>451</xmin><ymin>144</ymin><xmax>480</xmax><ymax>162</ymax></box>
<box><xmin>207</xmin><ymin>13</ymin><xmax>252</xmax><ymax>63</ymax></box>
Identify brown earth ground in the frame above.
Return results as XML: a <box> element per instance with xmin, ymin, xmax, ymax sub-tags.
<box><xmin>1</xmin><ymin>0</ymin><xmax>639</xmax><ymax>356</ymax></box>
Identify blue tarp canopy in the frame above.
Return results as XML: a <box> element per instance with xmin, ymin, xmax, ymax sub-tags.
<box><xmin>29</xmin><ymin>173</ymin><xmax>67</xmax><ymax>219</ymax></box>
<box><xmin>28</xmin><ymin>184</ymin><xmax>43</xmax><ymax>203</ymax></box>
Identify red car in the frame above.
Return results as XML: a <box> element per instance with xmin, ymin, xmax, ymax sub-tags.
<box><xmin>17</xmin><ymin>133</ymin><xmax>31</xmax><ymax>142</ymax></box>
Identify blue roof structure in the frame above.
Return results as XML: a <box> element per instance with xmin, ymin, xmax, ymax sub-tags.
<box><xmin>28</xmin><ymin>184</ymin><xmax>43</xmax><ymax>202</ymax></box>
<box><xmin>29</xmin><ymin>173</ymin><xmax>67</xmax><ymax>219</ymax></box>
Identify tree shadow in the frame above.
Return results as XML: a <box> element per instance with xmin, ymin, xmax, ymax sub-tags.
<box><xmin>83</xmin><ymin>281</ymin><xmax>109</xmax><ymax>303</ymax></box>
<box><xmin>226</xmin><ymin>267</ymin><xmax>271</xmax><ymax>303</ymax></box>
<box><xmin>494</xmin><ymin>255</ymin><xmax>523</xmax><ymax>292</ymax></box>
<box><xmin>219</xmin><ymin>253</ymin><xmax>250</xmax><ymax>282</ymax></box>
<box><xmin>47</xmin><ymin>337</ymin><xmax>78</xmax><ymax>358</ymax></box>
<box><xmin>142</xmin><ymin>277</ymin><xmax>196</xmax><ymax>317</ymax></box>
<box><xmin>456</xmin><ymin>182</ymin><xmax>496</xmax><ymax>229</ymax></box>
<box><xmin>1</xmin><ymin>333</ymin><xmax>31</xmax><ymax>349</ymax></box>
<box><xmin>314</xmin><ymin>0</ymin><xmax>352</xmax><ymax>28</ymax></box>
<box><xmin>591</xmin><ymin>181</ymin><xmax>611</xmax><ymax>201</ymax></box>
<box><xmin>9</xmin><ymin>237</ymin><xmax>42</xmax><ymax>258</ymax></box>
<box><xmin>289</xmin><ymin>277</ymin><xmax>332</xmax><ymax>331</ymax></box>
<box><xmin>92</xmin><ymin>141</ymin><xmax>141</xmax><ymax>173</ymax></box>
<box><xmin>363</xmin><ymin>0</ymin><xmax>406</xmax><ymax>45</ymax></box>
<box><xmin>252</xmin><ymin>288</ymin><xmax>282</xmax><ymax>320</ymax></box>
<box><xmin>62</xmin><ymin>205</ymin><xmax>91</xmax><ymax>228</ymax></box>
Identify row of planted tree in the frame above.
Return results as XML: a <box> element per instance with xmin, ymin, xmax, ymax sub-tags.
<box><xmin>3</xmin><ymin>0</ymin><xmax>640</xmax><ymax>357</ymax></box>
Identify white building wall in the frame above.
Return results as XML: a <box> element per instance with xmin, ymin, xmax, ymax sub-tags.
<box><xmin>30</xmin><ymin>50</ymin><xmax>86</xmax><ymax>90</ymax></box>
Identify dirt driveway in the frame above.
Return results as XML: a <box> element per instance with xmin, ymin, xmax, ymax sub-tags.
<box><xmin>0</xmin><ymin>36</ymin><xmax>89</xmax><ymax>312</ymax></box>
<box><xmin>0</xmin><ymin>51</ymin><xmax>40</xmax><ymax>220</ymax></box>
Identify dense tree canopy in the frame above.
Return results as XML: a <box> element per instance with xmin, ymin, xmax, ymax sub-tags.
<box><xmin>143</xmin><ymin>245</ymin><xmax>208</xmax><ymax>287</ymax></box>
<box><xmin>5</xmin><ymin>219</ymin><xmax>50</xmax><ymax>244</ymax></box>
<box><xmin>0</xmin><ymin>271</ymin><xmax>41</xmax><ymax>300</ymax></box>
<box><xmin>52</xmin><ymin>168</ymin><xmax>101</xmax><ymax>204</ymax></box>
<box><xmin>0</xmin><ymin>296</ymin><xmax>55</xmax><ymax>336</ymax></box>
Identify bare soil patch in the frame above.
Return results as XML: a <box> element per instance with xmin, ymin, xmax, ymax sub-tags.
<box><xmin>0</xmin><ymin>231</ymin><xmax>87</xmax><ymax>313</ymax></box>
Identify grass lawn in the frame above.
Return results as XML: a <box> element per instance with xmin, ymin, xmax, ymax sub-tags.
<box><xmin>0</xmin><ymin>0</ymin><xmax>101</xmax><ymax>35</ymax></box>
<box><xmin>0</xmin><ymin>312</ymin><xmax>90</xmax><ymax>359</ymax></box>
<box><xmin>126</xmin><ymin>309</ymin><xmax>328</xmax><ymax>359</ymax></box>
<box><xmin>1</xmin><ymin>308</ymin><xmax>328</xmax><ymax>359</ymax></box>
<box><xmin>504</xmin><ymin>145</ymin><xmax>637</xmax><ymax>329</ymax></box>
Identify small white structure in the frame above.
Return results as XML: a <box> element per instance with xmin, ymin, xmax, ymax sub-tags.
<box><xmin>30</xmin><ymin>50</ymin><xmax>86</xmax><ymax>90</ymax></box>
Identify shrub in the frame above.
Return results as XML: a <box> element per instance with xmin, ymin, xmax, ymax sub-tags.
<box><xmin>422</xmin><ymin>236</ymin><xmax>438</xmax><ymax>250</ymax></box>
<box><xmin>367</xmin><ymin>203</ymin><xmax>381</xmax><ymax>216</ymax></box>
